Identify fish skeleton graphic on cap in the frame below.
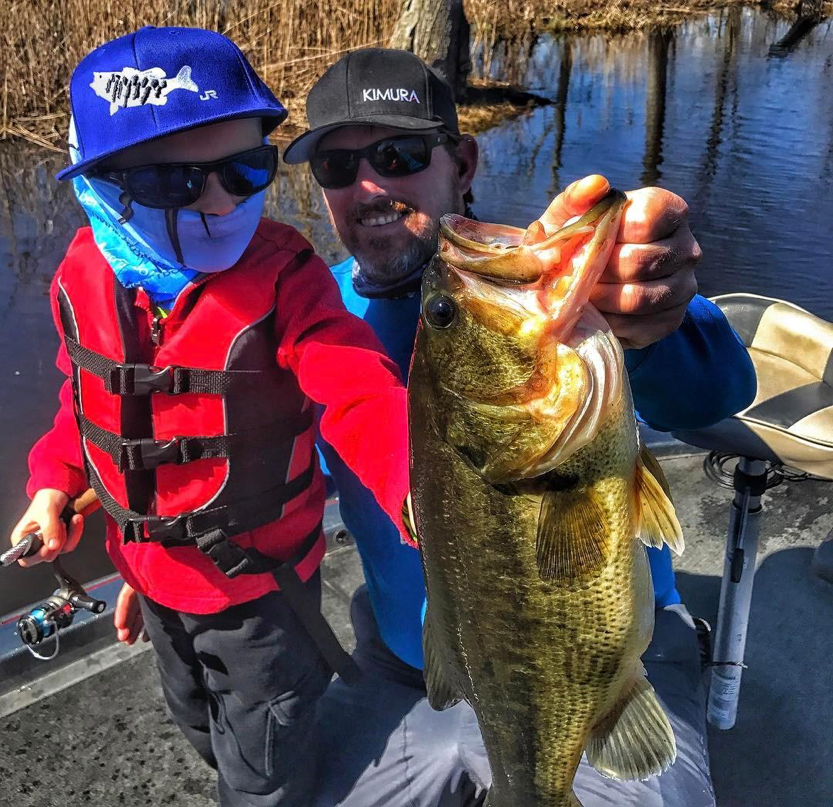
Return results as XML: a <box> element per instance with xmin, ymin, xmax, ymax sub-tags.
<box><xmin>90</xmin><ymin>65</ymin><xmax>199</xmax><ymax>115</ymax></box>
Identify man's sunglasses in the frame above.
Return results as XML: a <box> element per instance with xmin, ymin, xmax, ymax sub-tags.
<box><xmin>94</xmin><ymin>145</ymin><xmax>279</xmax><ymax>209</ymax></box>
<box><xmin>310</xmin><ymin>132</ymin><xmax>458</xmax><ymax>190</ymax></box>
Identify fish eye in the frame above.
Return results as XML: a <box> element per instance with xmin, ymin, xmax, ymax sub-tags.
<box><xmin>425</xmin><ymin>295</ymin><xmax>457</xmax><ymax>330</ymax></box>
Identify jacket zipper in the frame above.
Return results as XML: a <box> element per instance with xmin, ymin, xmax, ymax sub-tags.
<box><xmin>150</xmin><ymin>314</ymin><xmax>163</xmax><ymax>347</ymax></box>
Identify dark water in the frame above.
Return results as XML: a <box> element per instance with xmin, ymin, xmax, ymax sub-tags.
<box><xmin>1</xmin><ymin>7</ymin><xmax>831</xmax><ymax>613</ymax></box>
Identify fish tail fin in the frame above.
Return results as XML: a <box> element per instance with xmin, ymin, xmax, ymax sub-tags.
<box><xmin>635</xmin><ymin>446</ymin><xmax>684</xmax><ymax>555</ymax></box>
<box><xmin>586</xmin><ymin>670</ymin><xmax>677</xmax><ymax>781</ymax></box>
<box><xmin>175</xmin><ymin>65</ymin><xmax>199</xmax><ymax>92</ymax></box>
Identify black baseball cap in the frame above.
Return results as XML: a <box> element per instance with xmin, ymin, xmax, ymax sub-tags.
<box><xmin>283</xmin><ymin>48</ymin><xmax>459</xmax><ymax>164</ymax></box>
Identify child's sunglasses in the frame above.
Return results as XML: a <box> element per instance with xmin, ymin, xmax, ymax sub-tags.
<box><xmin>310</xmin><ymin>132</ymin><xmax>458</xmax><ymax>190</ymax></box>
<box><xmin>94</xmin><ymin>145</ymin><xmax>279</xmax><ymax>209</ymax></box>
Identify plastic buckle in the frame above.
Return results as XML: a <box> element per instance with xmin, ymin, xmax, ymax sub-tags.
<box><xmin>111</xmin><ymin>363</ymin><xmax>174</xmax><ymax>395</ymax></box>
<box><xmin>144</xmin><ymin>515</ymin><xmax>186</xmax><ymax>542</ymax></box>
<box><xmin>119</xmin><ymin>437</ymin><xmax>180</xmax><ymax>471</ymax></box>
<box><xmin>206</xmin><ymin>539</ymin><xmax>252</xmax><ymax>578</ymax></box>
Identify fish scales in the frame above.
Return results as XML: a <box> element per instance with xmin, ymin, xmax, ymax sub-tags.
<box><xmin>409</xmin><ymin>188</ymin><xmax>681</xmax><ymax>806</ymax></box>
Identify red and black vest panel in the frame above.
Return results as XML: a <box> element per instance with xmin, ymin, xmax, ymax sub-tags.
<box><xmin>55</xmin><ymin>230</ymin><xmax>316</xmax><ymax>577</ymax></box>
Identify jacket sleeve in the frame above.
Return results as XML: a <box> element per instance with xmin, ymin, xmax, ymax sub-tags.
<box><xmin>275</xmin><ymin>250</ymin><xmax>411</xmax><ymax>542</ymax></box>
<box><xmin>625</xmin><ymin>294</ymin><xmax>757</xmax><ymax>432</ymax></box>
<box><xmin>26</xmin><ymin>270</ymin><xmax>88</xmax><ymax>499</ymax></box>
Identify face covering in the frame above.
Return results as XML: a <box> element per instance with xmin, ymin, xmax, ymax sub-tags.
<box><xmin>68</xmin><ymin>116</ymin><xmax>266</xmax><ymax>307</ymax></box>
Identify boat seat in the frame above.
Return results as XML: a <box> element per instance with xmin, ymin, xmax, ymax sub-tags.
<box><xmin>672</xmin><ymin>294</ymin><xmax>833</xmax><ymax>480</ymax></box>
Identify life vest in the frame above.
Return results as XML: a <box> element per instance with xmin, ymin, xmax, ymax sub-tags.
<box><xmin>55</xmin><ymin>222</ymin><xmax>320</xmax><ymax>579</ymax></box>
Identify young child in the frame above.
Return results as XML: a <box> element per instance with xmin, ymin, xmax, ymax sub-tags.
<box><xmin>8</xmin><ymin>26</ymin><xmax>411</xmax><ymax>806</ymax></box>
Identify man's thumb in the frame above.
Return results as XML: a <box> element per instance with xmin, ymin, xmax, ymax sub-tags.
<box><xmin>540</xmin><ymin>175</ymin><xmax>611</xmax><ymax>228</ymax></box>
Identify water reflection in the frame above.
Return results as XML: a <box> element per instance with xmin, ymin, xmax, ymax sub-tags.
<box><xmin>695</xmin><ymin>6</ymin><xmax>741</xmax><ymax>213</ymax></box>
<box><xmin>641</xmin><ymin>28</ymin><xmax>674</xmax><ymax>186</ymax></box>
<box><xmin>768</xmin><ymin>8</ymin><xmax>825</xmax><ymax>57</ymax></box>
<box><xmin>470</xmin><ymin>8</ymin><xmax>833</xmax><ymax>320</ymax></box>
<box><xmin>1</xmin><ymin>7</ymin><xmax>832</xmax><ymax>608</ymax></box>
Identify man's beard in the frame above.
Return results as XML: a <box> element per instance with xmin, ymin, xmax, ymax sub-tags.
<box><xmin>352</xmin><ymin>227</ymin><xmax>437</xmax><ymax>285</ymax></box>
<box><xmin>341</xmin><ymin>185</ymin><xmax>458</xmax><ymax>286</ymax></box>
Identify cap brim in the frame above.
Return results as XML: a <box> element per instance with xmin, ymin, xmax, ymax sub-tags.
<box><xmin>55</xmin><ymin>108</ymin><xmax>289</xmax><ymax>181</ymax></box>
<box><xmin>282</xmin><ymin>116</ymin><xmax>444</xmax><ymax>165</ymax></box>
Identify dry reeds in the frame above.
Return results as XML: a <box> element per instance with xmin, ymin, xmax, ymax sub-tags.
<box><xmin>0</xmin><ymin>0</ymin><xmax>400</xmax><ymax>146</ymax></box>
<box><xmin>0</xmin><ymin>0</ymin><xmax>829</xmax><ymax>147</ymax></box>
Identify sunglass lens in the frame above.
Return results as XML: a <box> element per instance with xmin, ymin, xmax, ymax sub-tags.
<box><xmin>310</xmin><ymin>151</ymin><xmax>358</xmax><ymax>189</ymax></box>
<box><xmin>372</xmin><ymin>137</ymin><xmax>430</xmax><ymax>177</ymax></box>
<box><xmin>223</xmin><ymin>148</ymin><xmax>278</xmax><ymax>196</ymax></box>
<box><xmin>127</xmin><ymin>165</ymin><xmax>203</xmax><ymax>208</ymax></box>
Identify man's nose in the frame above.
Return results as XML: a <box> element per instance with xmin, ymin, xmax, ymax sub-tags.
<box><xmin>353</xmin><ymin>159</ymin><xmax>390</xmax><ymax>200</ymax></box>
<box><xmin>192</xmin><ymin>172</ymin><xmax>238</xmax><ymax>216</ymax></box>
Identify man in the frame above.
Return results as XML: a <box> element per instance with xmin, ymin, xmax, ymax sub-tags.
<box><xmin>282</xmin><ymin>48</ymin><xmax>756</xmax><ymax>806</ymax></box>
<box><xmin>10</xmin><ymin>29</ymin><xmax>414</xmax><ymax>807</ymax></box>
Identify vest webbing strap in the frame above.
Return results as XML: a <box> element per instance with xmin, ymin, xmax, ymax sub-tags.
<box><xmin>87</xmin><ymin>461</ymin><xmax>315</xmax><ymax>548</ymax></box>
<box><xmin>91</xmin><ymin>472</ymin><xmax>360</xmax><ymax>685</ymax></box>
<box><xmin>65</xmin><ymin>336</ymin><xmax>266</xmax><ymax>396</ymax></box>
<box><xmin>192</xmin><ymin>522</ymin><xmax>361</xmax><ymax>684</ymax></box>
<box><xmin>79</xmin><ymin>409</ymin><xmax>314</xmax><ymax>472</ymax></box>
<box><xmin>271</xmin><ymin>563</ymin><xmax>361</xmax><ymax>686</ymax></box>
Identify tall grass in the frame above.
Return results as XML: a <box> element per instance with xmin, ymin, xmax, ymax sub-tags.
<box><xmin>0</xmin><ymin>0</ymin><xmax>827</xmax><ymax>146</ymax></box>
<box><xmin>0</xmin><ymin>0</ymin><xmax>399</xmax><ymax>146</ymax></box>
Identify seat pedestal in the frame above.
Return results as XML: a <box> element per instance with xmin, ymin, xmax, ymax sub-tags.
<box><xmin>707</xmin><ymin>457</ymin><xmax>768</xmax><ymax>730</ymax></box>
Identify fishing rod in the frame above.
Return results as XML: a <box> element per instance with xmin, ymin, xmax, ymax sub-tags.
<box><xmin>2</xmin><ymin>489</ymin><xmax>105</xmax><ymax>660</ymax></box>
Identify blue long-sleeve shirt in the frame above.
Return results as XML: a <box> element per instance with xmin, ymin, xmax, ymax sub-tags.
<box><xmin>320</xmin><ymin>256</ymin><xmax>756</xmax><ymax>669</ymax></box>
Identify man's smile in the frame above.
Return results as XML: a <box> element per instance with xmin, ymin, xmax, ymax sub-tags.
<box><xmin>359</xmin><ymin>210</ymin><xmax>407</xmax><ymax>228</ymax></box>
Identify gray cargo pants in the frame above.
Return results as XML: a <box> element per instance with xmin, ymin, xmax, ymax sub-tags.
<box><xmin>139</xmin><ymin>571</ymin><xmax>332</xmax><ymax>807</ymax></box>
<box><xmin>314</xmin><ymin>585</ymin><xmax>716</xmax><ymax>807</ymax></box>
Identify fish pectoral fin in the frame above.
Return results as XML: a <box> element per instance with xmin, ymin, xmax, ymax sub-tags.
<box><xmin>536</xmin><ymin>488</ymin><xmax>608</xmax><ymax>581</ymax></box>
<box><xmin>422</xmin><ymin>613</ymin><xmax>462</xmax><ymax>711</ymax></box>
<box><xmin>586</xmin><ymin>672</ymin><xmax>677</xmax><ymax>781</ymax></box>
<box><xmin>640</xmin><ymin>445</ymin><xmax>673</xmax><ymax>497</ymax></box>
<box><xmin>635</xmin><ymin>449</ymin><xmax>684</xmax><ymax>555</ymax></box>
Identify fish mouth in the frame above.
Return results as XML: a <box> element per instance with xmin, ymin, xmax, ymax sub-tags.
<box><xmin>431</xmin><ymin>190</ymin><xmax>628</xmax><ymax>479</ymax></box>
<box><xmin>439</xmin><ymin>189</ymin><xmax>627</xmax><ymax>344</ymax></box>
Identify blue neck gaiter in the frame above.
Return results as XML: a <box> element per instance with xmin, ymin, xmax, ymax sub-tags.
<box><xmin>68</xmin><ymin>117</ymin><xmax>266</xmax><ymax>307</ymax></box>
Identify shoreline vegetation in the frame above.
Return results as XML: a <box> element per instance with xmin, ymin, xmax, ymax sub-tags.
<box><xmin>0</xmin><ymin>0</ymin><xmax>828</xmax><ymax>150</ymax></box>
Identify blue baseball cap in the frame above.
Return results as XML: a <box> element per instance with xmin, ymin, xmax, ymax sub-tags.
<box><xmin>57</xmin><ymin>26</ymin><xmax>288</xmax><ymax>181</ymax></box>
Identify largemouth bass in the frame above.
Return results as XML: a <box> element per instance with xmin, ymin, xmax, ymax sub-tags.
<box><xmin>408</xmin><ymin>188</ymin><xmax>684</xmax><ymax>807</ymax></box>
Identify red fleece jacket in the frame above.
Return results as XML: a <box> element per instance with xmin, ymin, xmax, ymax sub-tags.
<box><xmin>26</xmin><ymin>223</ymin><xmax>410</xmax><ymax>613</ymax></box>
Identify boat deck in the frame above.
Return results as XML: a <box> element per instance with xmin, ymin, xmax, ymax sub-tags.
<box><xmin>0</xmin><ymin>443</ymin><xmax>830</xmax><ymax>807</ymax></box>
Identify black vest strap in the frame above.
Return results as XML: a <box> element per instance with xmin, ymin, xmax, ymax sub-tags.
<box><xmin>87</xmin><ymin>461</ymin><xmax>315</xmax><ymax>546</ymax></box>
<box><xmin>78</xmin><ymin>409</ymin><xmax>313</xmax><ymax>472</ymax></box>
<box><xmin>195</xmin><ymin>523</ymin><xmax>361</xmax><ymax>686</ymax></box>
<box><xmin>65</xmin><ymin>336</ymin><xmax>266</xmax><ymax>396</ymax></box>
<box><xmin>271</xmin><ymin>562</ymin><xmax>361</xmax><ymax>686</ymax></box>
<box><xmin>90</xmin><ymin>472</ymin><xmax>361</xmax><ymax>685</ymax></box>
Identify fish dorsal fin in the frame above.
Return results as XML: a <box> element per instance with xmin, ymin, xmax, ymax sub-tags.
<box><xmin>536</xmin><ymin>486</ymin><xmax>609</xmax><ymax>581</ymax></box>
<box><xmin>586</xmin><ymin>668</ymin><xmax>677</xmax><ymax>780</ymax></box>
<box><xmin>635</xmin><ymin>448</ymin><xmax>684</xmax><ymax>555</ymax></box>
<box><xmin>422</xmin><ymin>611</ymin><xmax>462</xmax><ymax>710</ymax></box>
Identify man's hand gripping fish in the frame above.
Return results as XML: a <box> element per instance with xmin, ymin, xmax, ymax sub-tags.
<box><xmin>407</xmin><ymin>184</ymin><xmax>685</xmax><ymax>807</ymax></box>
